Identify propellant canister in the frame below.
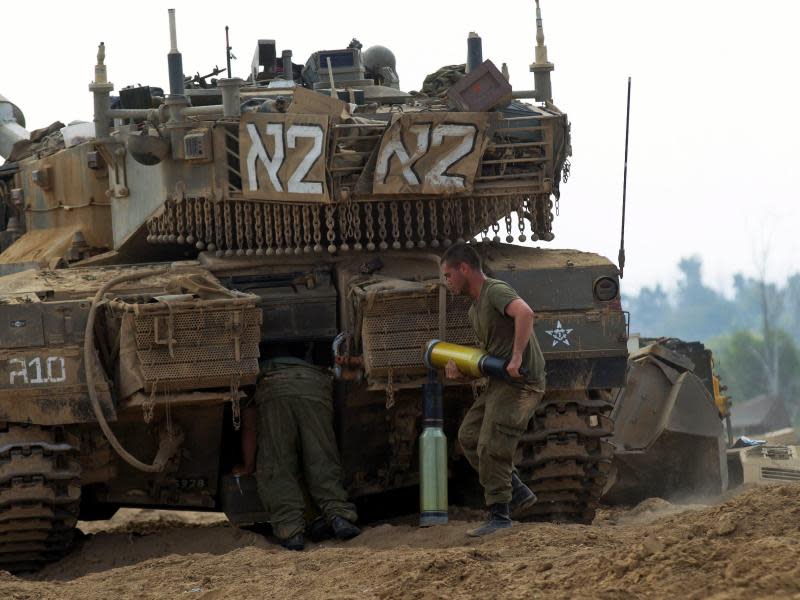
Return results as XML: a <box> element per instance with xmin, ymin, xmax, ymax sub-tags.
<box><xmin>423</xmin><ymin>340</ymin><xmax>529</xmax><ymax>379</ymax></box>
<box><xmin>419</xmin><ymin>369</ymin><xmax>448</xmax><ymax>526</ymax></box>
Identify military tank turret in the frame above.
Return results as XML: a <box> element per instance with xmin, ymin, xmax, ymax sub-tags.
<box><xmin>0</xmin><ymin>3</ymin><xmax>627</xmax><ymax>571</ymax></box>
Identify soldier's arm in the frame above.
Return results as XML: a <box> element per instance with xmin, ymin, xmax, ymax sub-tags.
<box><xmin>445</xmin><ymin>358</ymin><xmax>473</xmax><ymax>382</ymax></box>
<box><xmin>233</xmin><ymin>406</ymin><xmax>258</xmax><ymax>476</ymax></box>
<box><xmin>505</xmin><ymin>298</ymin><xmax>535</xmax><ymax>378</ymax></box>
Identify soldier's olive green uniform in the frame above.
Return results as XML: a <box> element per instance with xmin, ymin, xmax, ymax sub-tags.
<box><xmin>252</xmin><ymin>358</ymin><xmax>357</xmax><ymax>540</ymax></box>
<box><xmin>458</xmin><ymin>278</ymin><xmax>546</xmax><ymax>505</ymax></box>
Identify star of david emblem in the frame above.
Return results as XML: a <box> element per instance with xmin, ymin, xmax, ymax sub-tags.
<box><xmin>545</xmin><ymin>320</ymin><xmax>574</xmax><ymax>347</ymax></box>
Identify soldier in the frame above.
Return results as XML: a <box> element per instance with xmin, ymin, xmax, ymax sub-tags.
<box><xmin>440</xmin><ymin>242</ymin><xmax>545</xmax><ymax>537</ymax></box>
<box><xmin>235</xmin><ymin>356</ymin><xmax>360</xmax><ymax>550</ymax></box>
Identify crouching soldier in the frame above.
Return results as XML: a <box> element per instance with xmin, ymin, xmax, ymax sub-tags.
<box><xmin>235</xmin><ymin>357</ymin><xmax>360</xmax><ymax>550</ymax></box>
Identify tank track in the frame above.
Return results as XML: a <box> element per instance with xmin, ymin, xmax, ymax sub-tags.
<box><xmin>0</xmin><ymin>424</ymin><xmax>81</xmax><ymax>573</ymax></box>
<box><xmin>517</xmin><ymin>394</ymin><xmax>615</xmax><ymax>524</ymax></box>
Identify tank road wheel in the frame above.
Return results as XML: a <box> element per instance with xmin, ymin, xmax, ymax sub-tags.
<box><xmin>516</xmin><ymin>393</ymin><xmax>615</xmax><ymax>524</ymax></box>
<box><xmin>0</xmin><ymin>423</ymin><xmax>81</xmax><ymax>573</ymax></box>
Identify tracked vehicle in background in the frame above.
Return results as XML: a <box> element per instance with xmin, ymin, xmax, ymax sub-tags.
<box><xmin>603</xmin><ymin>338</ymin><xmax>730</xmax><ymax>505</ymax></box>
<box><xmin>0</xmin><ymin>4</ymin><xmax>627</xmax><ymax>570</ymax></box>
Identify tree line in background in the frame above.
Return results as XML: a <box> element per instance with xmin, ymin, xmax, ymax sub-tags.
<box><xmin>624</xmin><ymin>256</ymin><xmax>800</xmax><ymax>420</ymax></box>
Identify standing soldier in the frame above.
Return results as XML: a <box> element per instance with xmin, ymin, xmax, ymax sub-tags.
<box><xmin>235</xmin><ymin>356</ymin><xmax>360</xmax><ymax>550</ymax></box>
<box><xmin>440</xmin><ymin>242</ymin><xmax>545</xmax><ymax>536</ymax></box>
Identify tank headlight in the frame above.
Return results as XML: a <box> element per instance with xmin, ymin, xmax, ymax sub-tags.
<box><xmin>594</xmin><ymin>277</ymin><xmax>619</xmax><ymax>301</ymax></box>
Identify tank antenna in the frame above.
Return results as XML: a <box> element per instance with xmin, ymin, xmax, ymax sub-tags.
<box><xmin>89</xmin><ymin>42</ymin><xmax>114</xmax><ymax>139</ymax></box>
<box><xmin>225</xmin><ymin>26</ymin><xmax>232</xmax><ymax>78</ymax></box>
<box><xmin>167</xmin><ymin>9</ymin><xmax>185</xmax><ymax>97</ymax></box>
<box><xmin>530</xmin><ymin>0</ymin><xmax>554</xmax><ymax>103</ymax></box>
<box><xmin>618</xmin><ymin>76</ymin><xmax>632</xmax><ymax>278</ymax></box>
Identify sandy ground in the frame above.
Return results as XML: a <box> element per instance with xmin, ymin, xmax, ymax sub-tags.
<box><xmin>2</xmin><ymin>485</ymin><xmax>800</xmax><ymax>599</ymax></box>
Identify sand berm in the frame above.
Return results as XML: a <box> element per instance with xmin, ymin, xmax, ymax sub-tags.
<box><xmin>2</xmin><ymin>484</ymin><xmax>799</xmax><ymax>599</ymax></box>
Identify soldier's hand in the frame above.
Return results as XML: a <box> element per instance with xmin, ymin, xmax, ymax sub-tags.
<box><xmin>506</xmin><ymin>355</ymin><xmax>523</xmax><ymax>379</ymax></box>
<box><xmin>232</xmin><ymin>464</ymin><xmax>254</xmax><ymax>476</ymax></box>
<box><xmin>445</xmin><ymin>359</ymin><xmax>462</xmax><ymax>380</ymax></box>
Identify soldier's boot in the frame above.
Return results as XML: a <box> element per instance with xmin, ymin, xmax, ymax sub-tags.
<box><xmin>509</xmin><ymin>472</ymin><xmax>537</xmax><ymax>519</ymax></box>
<box><xmin>330</xmin><ymin>516</ymin><xmax>361</xmax><ymax>540</ymax></box>
<box><xmin>281</xmin><ymin>532</ymin><xmax>305</xmax><ymax>551</ymax></box>
<box><xmin>310</xmin><ymin>517</ymin><xmax>334</xmax><ymax>542</ymax></box>
<box><xmin>467</xmin><ymin>503</ymin><xmax>512</xmax><ymax>537</ymax></box>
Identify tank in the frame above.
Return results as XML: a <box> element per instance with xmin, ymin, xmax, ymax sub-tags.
<box><xmin>0</xmin><ymin>4</ymin><xmax>627</xmax><ymax>571</ymax></box>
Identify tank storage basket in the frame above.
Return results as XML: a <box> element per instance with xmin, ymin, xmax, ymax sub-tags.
<box><xmin>111</xmin><ymin>273</ymin><xmax>262</xmax><ymax>398</ymax></box>
<box><xmin>353</xmin><ymin>278</ymin><xmax>477</xmax><ymax>381</ymax></box>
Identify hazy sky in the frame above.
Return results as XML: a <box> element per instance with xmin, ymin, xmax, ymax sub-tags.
<box><xmin>3</xmin><ymin>0</ymin><xmax>798</xmax><ymax>294</ymax></box>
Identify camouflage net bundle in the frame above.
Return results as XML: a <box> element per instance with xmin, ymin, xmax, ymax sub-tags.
<box><xmin>419</xmin><ymin>64</ymin><xmax>466</xmax><ymax>98</ymax></box>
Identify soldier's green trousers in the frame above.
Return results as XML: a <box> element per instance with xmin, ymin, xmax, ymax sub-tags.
<box><xmin>253</xmin><ymin>363</ymin><xmax>357</xmax><ymax>540</ymax></box>
<box><xmin>457</xmin><ymin>379</ymin><xmax>543</xmax><ymax>506</ymax></box>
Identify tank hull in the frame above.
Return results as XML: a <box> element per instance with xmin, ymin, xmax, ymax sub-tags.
<box><xmin>0</xmin><ymin>244</ymin><xmax>626</xmax><ymax>568</ymax></box>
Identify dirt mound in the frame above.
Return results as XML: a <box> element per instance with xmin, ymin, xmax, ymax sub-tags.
<box><xmin>1</xmin><ymin>485</ymin><xmax>799</xmax><ymax>599</ymax></box>
<box><xmin>78</xmin><ymin>508</ymin><xmax>229</xmax><ymax>536</ymax></box>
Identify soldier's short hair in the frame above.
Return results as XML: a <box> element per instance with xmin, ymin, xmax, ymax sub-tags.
<box><xmin>440</xmin><ymin>242</ymin><xmax>482</xmax><ymax>271</ymax></box>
